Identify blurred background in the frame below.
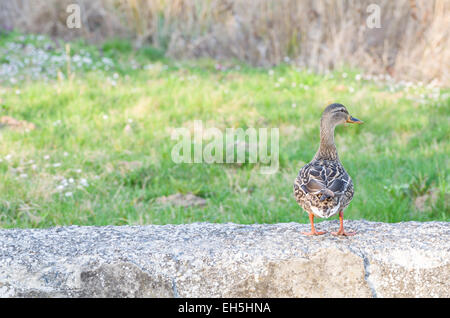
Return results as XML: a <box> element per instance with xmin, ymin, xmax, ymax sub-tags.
<box><xmin>0</xmin><ymin>0</ymin><xmax>448</xmax><ymax>228</ymax></box>
<box><xmin>1</xmin><ymin>0</ymin><xmax>448</xmax><ymax>84</ymax></box>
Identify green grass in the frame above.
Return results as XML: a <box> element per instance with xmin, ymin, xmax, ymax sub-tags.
<box><xmin>0</xmin><ymin>32</ymin><xmax>449</xmax><ymax>228</ymax></box>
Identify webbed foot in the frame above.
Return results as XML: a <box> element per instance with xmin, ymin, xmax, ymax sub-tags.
<box><xmin>302</xmin><ymin>230</ymin><xmax>327</xmax><ymax>236</ymax></box>
<box><xmin>331</xmin><ymin>229</ymin><xmax>356</xmax><ymax>236</ymax></box>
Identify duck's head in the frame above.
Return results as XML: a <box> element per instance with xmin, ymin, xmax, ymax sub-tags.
<box><xmin>321</xmin><ymin>103</ymin><xmax>363</xmax><ymax>128</ymax></box>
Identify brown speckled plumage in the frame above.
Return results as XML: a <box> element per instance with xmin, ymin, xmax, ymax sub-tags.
<box><xmin>293</xmin><ymin>103</ymin><xmax>360</xmax><ymax>220</ymax></box>
<box><xmin>294</xmin><ymin>159</ymin><xmax>354</xmax><ymax>218</ymax></box>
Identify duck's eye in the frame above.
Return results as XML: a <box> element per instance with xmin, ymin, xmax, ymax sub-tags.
<box><xmin>333</xmin><ymin>108</ymin><xmax>347</xmax><ymax>114</ymax></box>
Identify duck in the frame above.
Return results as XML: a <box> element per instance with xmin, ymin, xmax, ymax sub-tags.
<box><xmin>293</xmin><ymin>103</ymin><xmax>363</xmax><ymax>236</ymax></box>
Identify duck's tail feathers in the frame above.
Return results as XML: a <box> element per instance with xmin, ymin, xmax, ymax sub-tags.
<box><xmin>319</xmin><ymin>189</ymin><xmax>335</xmax><ymax>201</ymax></box>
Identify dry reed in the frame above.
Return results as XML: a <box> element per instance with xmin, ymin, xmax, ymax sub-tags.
<box><xmin>0</xmin><ymin>0</ymin><xmax>448</xmax><ymax>84</ymax></box>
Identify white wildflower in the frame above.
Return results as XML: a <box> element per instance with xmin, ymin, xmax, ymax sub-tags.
<box><xmin>80</xmin><ymin>178</ymin><xmax>89</xmax><ymax>187</ymax></box>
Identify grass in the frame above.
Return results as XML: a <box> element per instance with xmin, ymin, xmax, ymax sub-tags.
<box><xmin>0</xmin><ymin>32</ymin><xmax>449</xmax><ymax>228</ymax></box>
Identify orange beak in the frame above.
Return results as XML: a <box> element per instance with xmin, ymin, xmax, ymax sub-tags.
<box><xmin>346</xmin><ymin>115</ymin><xmax>363</xmax><ymax>124</ymax></box>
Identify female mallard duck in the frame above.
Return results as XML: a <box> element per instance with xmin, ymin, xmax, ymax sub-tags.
<box><xmin>293</xmin><ymin>103</ymin><xmax>363</xmax><ymax>236</ymax></box>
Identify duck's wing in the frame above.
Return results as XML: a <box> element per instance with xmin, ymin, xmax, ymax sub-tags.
<box><xmin>296</xmin><ymin>161</ymin><xmax>352</xmax><ymax>199</ymax></box>
<box><xmin>295</xmin><ymin>160</ymin><xmax>354</xmax><ymax>218</ymax></box>
<box><xmin>294</xmin><ymin>162</ymin><xmax>325</xmax><ymax>202</ymax></box>
<box><xmin>297</xmin><ymin>163</ymin><xmax>325</xmax><ymax>194</ymax></box>
<box><xmin>325</xmin><ymin>169</ymin><xmax>352</xmax><ymax>197</ymax></box>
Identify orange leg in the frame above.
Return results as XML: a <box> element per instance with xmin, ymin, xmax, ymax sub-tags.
<box><xmin>332</xmin><ymin>210</ymin><xmax>356</xmax><ymax>236</ymax></box>
<box><xmin>302</xmin><ymin>212</ymin><xmax>326</xmax><ymax>236</ymax></box>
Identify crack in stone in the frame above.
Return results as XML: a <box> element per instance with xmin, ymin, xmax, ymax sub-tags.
<box><xmin>345</xmin><ymin>245</ymin><xmax>378</xmax><ymax>298</ymax></box>
<box><xmin>362</xmin><ymin>254</ymin><xmax>378</xmax><ymax>298</ymax></box>
<box><xmin>172</xmin><ymin>278</ymin><xmax>179</xmax><ymax>298</ymax></box>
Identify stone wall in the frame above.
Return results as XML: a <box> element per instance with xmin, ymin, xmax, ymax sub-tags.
<box><xmin>0</xmin><ymin>220</ymin><xmax>448</xmax><ymax>297</ymax></box>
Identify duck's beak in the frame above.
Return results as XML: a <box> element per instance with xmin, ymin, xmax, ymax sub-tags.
<box><xmin>346</xmin><ymin>115</ymin><xmax>363</xmax><ymax>124</ymax></box>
